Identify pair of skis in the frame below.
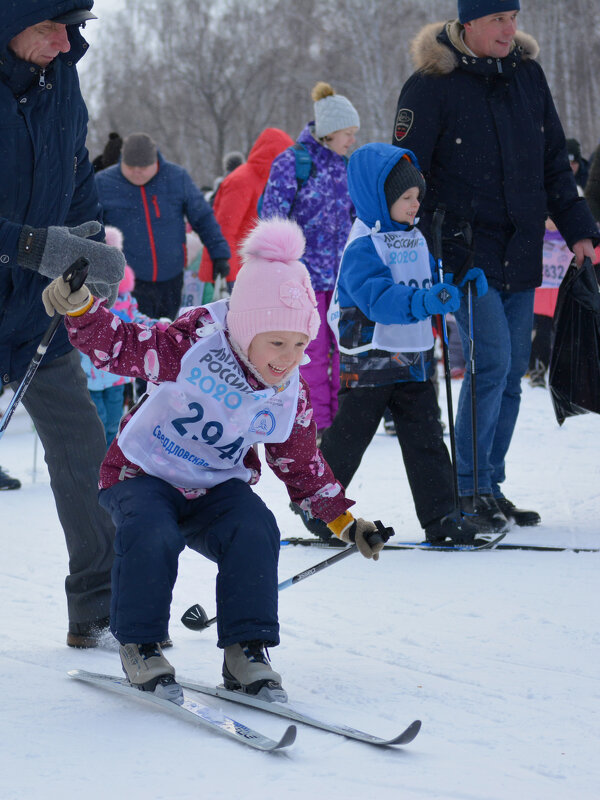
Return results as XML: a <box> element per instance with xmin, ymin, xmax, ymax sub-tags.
<box><xmin>280</xmin><ymin>535</ymin><xmax>600</xmax><ymax>553</ymax></box>
<box><xmin>68</xmin><ymin>669</ymin><xmax>421</xmax><ymax>752</ymax></box>
<box><xmin>282</xmin><ymin>533</ymin><xmax>507</xmax><ymax>551</ymax></box>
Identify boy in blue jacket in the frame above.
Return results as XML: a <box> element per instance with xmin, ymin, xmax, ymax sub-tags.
<box><xmin>323</xmin><ymin>142</ymin><xmax>487</xmax><ymax>545</ymax></box>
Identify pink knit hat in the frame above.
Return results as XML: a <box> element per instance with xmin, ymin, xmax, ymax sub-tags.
<box><xmin>104</xmin><ymin>224</ymin><xmax>124</xmax><ymax>250</ymax></box>
<box><xmin>227</xmin><ymin>217</ymin><xmax>320</xmax><ymax>353</ymax></box>
<box><xmin>104</xmin><ymin>225</ymin><xmax>135</xmax><ymax>294</ymax></box>
<box><xmin>119</xmin><ymin>265</ymin><xmax>135</xmax><ymax>294</ymax></box>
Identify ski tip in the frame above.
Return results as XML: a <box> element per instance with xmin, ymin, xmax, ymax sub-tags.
<box><xmin>68</xmin><ymin>669</ymin><xmax>84</xmax><ymax>678</ymax></box>
<box><xmin>276</xmin><ymin>724</ymin><xmax>297</xmax><ymax>749</ymax></box>
<box><xmin>395</xmin><ymin>719</ymin><xmax>422</xmax><ymax>745</ymax></box>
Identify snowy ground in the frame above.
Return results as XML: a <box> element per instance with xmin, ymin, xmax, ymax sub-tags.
<box><xmin>1</xmin><ymin>377</ymin><xmax>598</xmax><ymax>800</ymax></box>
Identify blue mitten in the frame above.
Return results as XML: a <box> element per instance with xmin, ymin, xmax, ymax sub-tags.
<box><xmin>411</xmin><ymin>281</ymin><xmax>461</xmax><ymax>320</ymax></box>
<box><xmin>446</xmin><ymin>268</ymin><xmax>488</xmax><ymax>297</ymax></box>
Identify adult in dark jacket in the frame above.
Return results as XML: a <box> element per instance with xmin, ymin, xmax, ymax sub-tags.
<box><xmin>584</xmin><ymin>145</ymin><xmax>600</xmax><ymax>222</ymax></box>
<box><xmin>393</xmin><ymin>0</ymin><xmax>598</xmax><ymax>532</ymax></box>
<box><xmin>96</xmin><ymin>132</ymin><xmax>231</xmax><ymax>320</ymax></box>
<box><xmin>1</xmin><ymin>0</ymin><xmax>127</xmax><ymax>647</ymax></box>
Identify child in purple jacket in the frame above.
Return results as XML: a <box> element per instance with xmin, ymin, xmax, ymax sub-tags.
<box><xmin>41</xmin><ymin>218</ymin><xmax>384</xmax><ymax>705</ymax></box>
<box><xmin>261</xmin><ymin>82</ymin><xmax>360</xmax><ymax>438</ymax></box>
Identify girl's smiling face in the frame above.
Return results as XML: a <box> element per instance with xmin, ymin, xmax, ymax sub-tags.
<box><xmin>247</xmin><ymin>330</ymin><xmax>310</xmax><ymax>385</ymax></box>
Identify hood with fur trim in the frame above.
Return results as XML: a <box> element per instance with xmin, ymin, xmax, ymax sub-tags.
<box><xmin>410</xmin><ymin>20</ymin><xmax>539</xmax><ymax>77</ymax></box>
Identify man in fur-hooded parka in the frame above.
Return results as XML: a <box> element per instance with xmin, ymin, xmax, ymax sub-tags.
<box><xmin>392</xmin><ymin>5</ymin><xmax>598</xmax><ymax>520</ymax></box>
<box><xmin>393</xmin><ymin>14</ymin><xmax>597</xmax><ymax>292</ymax></box>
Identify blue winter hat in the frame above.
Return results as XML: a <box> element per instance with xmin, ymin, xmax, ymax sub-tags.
<box><xmin>458</xmin><ymin>0</ymin><xmax>520</xmax><ymax>24</ymax></box>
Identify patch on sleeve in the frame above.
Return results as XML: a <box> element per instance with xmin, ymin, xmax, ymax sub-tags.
<box><xmin>394</xmin><ymin>108</ymin><xmax>414</xmax><ymax>141</ymax></box>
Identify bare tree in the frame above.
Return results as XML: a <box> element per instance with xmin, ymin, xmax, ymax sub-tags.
<box><xmin>81</xmin><ymin>0</ymin><xmax>600</xmax><ymax>184</ymax></box>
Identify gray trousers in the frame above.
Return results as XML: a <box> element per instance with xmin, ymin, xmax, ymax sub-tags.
<box><xmin>10</xmin><ymin>349</ymin><xmax>114</xmax><ymax>624</ymax></box>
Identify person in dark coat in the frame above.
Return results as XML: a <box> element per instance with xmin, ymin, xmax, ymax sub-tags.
<box><xmin>565</xmin><ymin>138</ymin><xmax>589</xmax><ymax>192</ymax></box>
<box><xmin>92</xmin><ymin>131</ymin><xmax>123</xmax><ymax>173</ymax></box>
<box><xmin>96</xmin><ymin>132</ymin><xmax>231</xmax><ymax>320</ymax></box>
<box><xmin>0</xmin><ymin>0</ymin><xmax>127</xmax><ymax>647</ymax></box>
<box><xmin>393</xmin><ymin>0</ymin><xmax>598</xmax><ymax>532</ymax></box>
<box><xmin>584</xmin><ymin>145</ymin><xmax>600</xmax><ymax>222</ymax></box>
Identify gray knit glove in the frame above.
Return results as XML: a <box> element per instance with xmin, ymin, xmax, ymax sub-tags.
<box><xmin>18</xmin><ymin>221</ymin><xmax>125</xmax><ymax>307</ymax></box>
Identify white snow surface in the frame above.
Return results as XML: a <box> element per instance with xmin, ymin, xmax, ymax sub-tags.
<box><xmin>1</xmin><ymin>378</ymin><xmax>598</xmax><ymax>800</ymax></box>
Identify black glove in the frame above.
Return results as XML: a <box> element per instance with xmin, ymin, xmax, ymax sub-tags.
<box><xmin>18</xmin><ymin>221</ymin><xmax>125</xmax><ymax>306</ymax></box>
<box><xmin>212</xmin><ymin>258</ymin><xmax>230</xmax><ymax>279</ymax></box>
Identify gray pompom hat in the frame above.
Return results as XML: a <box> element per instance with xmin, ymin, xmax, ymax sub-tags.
<box><xmin>314</xmin><ymin>94</ymin><xmax>360</xmax><ymax>139</ymax></box>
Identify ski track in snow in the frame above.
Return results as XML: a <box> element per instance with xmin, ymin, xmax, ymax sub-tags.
<box><xmin>1</xmin><ymin>380</ymin><xmax>599</xmax><ymax>800</ymax></box>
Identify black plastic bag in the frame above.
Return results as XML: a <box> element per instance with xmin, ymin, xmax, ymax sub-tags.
<box><xmin>549</xmin><ymin>257</ymin><xmax>600</xmax><ymax>425</ymax></box>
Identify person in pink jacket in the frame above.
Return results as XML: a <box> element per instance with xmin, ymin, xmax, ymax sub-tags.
<box><xmin>41</xmin><ymin>217</ymin><xmax>385</xmax><ymax>705</ymax></box>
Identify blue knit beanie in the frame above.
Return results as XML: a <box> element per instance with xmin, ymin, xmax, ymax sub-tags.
<box><xmin>458</xmin><ymin>0</ymin><xmax>520</xmax><ymax>24</ymax></box>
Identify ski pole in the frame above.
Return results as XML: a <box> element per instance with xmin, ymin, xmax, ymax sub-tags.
<box><xmin>0</xmin><ymin>257</ymin><xmax>89</xmax><ymax>441</ymax></box>
<box><xmin>458</xmin><ymin>223</ymin><xmax>480</xmax><ymax>504</ymax></box>
<box><xmin>430</xmin><ymin>207</ymin><xmax>460</xmax><ymax>512</ymax></box>
<box><xmin>181</xmin><ymin>521</ymin><xmax>394</xmax><ymax>632</ymax></box>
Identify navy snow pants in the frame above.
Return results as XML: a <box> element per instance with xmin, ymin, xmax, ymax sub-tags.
<box><xmin>99</xmin><ymin>476</ymin><xmax>281</xmax><ymax>648</ymax></box>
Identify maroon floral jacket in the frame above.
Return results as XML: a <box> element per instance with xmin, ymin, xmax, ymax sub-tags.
<box><xmin>65</xmin><ymin>300</ymin><xmax>353</xmax><ymax>523</ymax></box>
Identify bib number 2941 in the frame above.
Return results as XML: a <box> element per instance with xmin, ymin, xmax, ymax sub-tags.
<box><xmin>171</xmin><ymin>401</ymin><xmax>245</xmax><ymax>462</ymax></box>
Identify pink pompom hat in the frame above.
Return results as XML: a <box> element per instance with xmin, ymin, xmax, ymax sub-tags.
<box><xmin>227</xmin><ymin>217</ymin><xmax>320</xmax><ymax>353</ymax></box>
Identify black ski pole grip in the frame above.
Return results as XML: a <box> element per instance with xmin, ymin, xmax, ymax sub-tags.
<box><xmin>62</xmin><ymin>256</ymin><xmax>90</xmax><ymax>293</ymax></box>
<box><xmin>374</xmin><ymin>519</ymin><xmax>395</xmax><ymax>542</ymax></box>
<box><xmin>365</xmin><ymin>520</ymin><xmax>395</xmax><ymax>549</ymax></box>
<box><xmin>431</xmin><ymin>206</ymin><xmax>446</xmax><ymax>262</ymax></box>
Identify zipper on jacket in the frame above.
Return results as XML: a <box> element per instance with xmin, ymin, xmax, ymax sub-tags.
<box><xmin>38</xmin><ymin>68</ymin><xmax>46</xmax><ymax>87</ymax></box>
<box><xmin>152</xmin><ymin>195</ymin><xmax>160</xmax><ymax>218</ymax></box>
<box><xmin>140</xmin><ymin>186</ymin><xmax>159</xmax><ymax>282</ymax></box>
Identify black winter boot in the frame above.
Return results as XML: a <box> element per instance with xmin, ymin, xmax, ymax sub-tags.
<box><xmin>0</xmin><ymin>466</ymin><xmax>21</xmax><ymax>490</ymax></box>
<box><xmin>425</xmin><ymin>512</ymin><xmax>486</xmax><ymax>546</ymax></box>
<box><xmin>495</xmin><ymin>497</ymin><xmax>541</xmax><ymax>527</ymax></box>
<box><xmin>289</xmin><ymin>501</ymin><xmax>332</xmax><ymax>540</ymax></box>
<box><xmin>459</xmin><ymin>495</ymin><xmax>510</xmax><ymax>534</ymax></box>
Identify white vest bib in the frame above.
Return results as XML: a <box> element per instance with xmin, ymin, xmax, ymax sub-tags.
<box><xmin>541</xmin><ymin>236</ymin><xmax>573</xmax><ymax>289</ymax></box>
<box><xmin>118</xmin><ymin>300</ymin><xmax>300</xmax><ymax>489</ymax></box>
<box><xmin>328</xmin><ymin>219</ymin><xmax>434</xmax><ymax>354</ymax></box>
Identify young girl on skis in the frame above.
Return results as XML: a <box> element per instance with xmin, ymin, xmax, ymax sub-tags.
<box><xmin>42</xmin><ymin>217</ymin><xmax>384</xmax><ymax>704</ymax></box>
